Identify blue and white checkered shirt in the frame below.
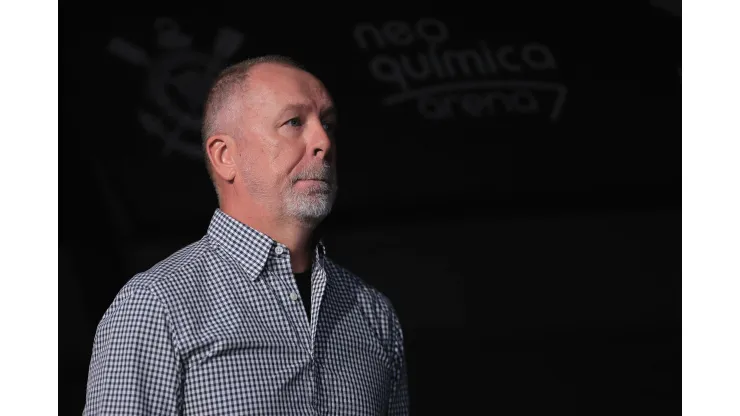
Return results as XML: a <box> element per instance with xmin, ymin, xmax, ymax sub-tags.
<box><xmin>84</xmin><ymin>209</ymin><xmax>409</xmax><ymax>415</ymax></box>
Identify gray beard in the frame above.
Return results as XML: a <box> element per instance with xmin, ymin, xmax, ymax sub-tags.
<box><xmin>241</xmin><ymin>160</ymin><xmax>338</xmax><ymax>224</ymax></box>
<box><xmin>283</xmin><ymin>183</ymin><xmax>337</xmax><ymax>224</ymax></box>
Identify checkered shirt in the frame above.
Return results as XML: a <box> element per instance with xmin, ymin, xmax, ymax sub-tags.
<box><xmin>84</xmin><ymin>209</ymin><xmax>409</xmax><ymax>415</ymax></box>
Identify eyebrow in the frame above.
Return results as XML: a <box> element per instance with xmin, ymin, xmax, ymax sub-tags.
<box><xmin>277</xmin><ymin>103</ymin><xmax>337</xmax><ymax>120</ymax></box>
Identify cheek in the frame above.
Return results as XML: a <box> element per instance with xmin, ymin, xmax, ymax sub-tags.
<box><xmin>276</xmin><ymin>147</ymin><xmax>307</xmax><ymax>177</ymax></box>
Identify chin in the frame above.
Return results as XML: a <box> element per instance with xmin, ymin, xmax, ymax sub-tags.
<box><xmin>285</xmin><ymin>195</ymin><xmax>334</xmax><ymax>222</ymax></box>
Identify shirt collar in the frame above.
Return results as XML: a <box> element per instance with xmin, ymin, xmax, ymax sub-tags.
<box><xmin>207</xmin><ymin>208</ymin><xmax>327</xmax><ymax>281</ymax></box>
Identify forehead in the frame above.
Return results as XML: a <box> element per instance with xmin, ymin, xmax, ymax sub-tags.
<box><xmin>244</xmin><ymin>64</ymin><xmax>333</xmax><ymax>113</ymax></box>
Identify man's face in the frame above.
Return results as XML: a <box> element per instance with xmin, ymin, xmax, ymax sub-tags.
<box><xmin>235</xmin><ymin>64</ymin><xmax>338</xmax><ymax>224</ymax></box>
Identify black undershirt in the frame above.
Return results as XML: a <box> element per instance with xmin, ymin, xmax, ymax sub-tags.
<box><xmin>294</xmin><ymin>267</ymin><xmax>312</xmax><ymax>322</ymax></box>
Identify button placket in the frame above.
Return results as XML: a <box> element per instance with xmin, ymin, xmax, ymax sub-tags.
<box><xmin>269</xmin><ymin>247</ymin><xmax>311</xmax><ymax>352</ymax></box>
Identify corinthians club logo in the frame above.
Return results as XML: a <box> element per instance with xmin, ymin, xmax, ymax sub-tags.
<box><xmin>108</xmin><ymin>18</ymin><xmax>245</xmax><ymax>159</ymax></box>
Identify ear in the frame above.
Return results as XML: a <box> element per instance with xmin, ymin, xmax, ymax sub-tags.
<box><xmin>206</xmin><ymin>134</ymin><xmax>238</xmax><ymax>182</ymax></box>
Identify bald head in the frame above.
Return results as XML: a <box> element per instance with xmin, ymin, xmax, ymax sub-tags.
<box><xmin>201</xmin><ymin>55</ymin><xmax>304</xmax><ymax>185</ymax></box>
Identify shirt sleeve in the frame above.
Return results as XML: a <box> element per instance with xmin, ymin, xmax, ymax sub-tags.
<box><xmin>387</xmin><ymin>308</ymin><xmax>410</xmax><ymax>416</ymax></box>
<box><xmin>84</xmin><ymin>286</ymin><xmax>182</xmax><ymax>415</ymax></box>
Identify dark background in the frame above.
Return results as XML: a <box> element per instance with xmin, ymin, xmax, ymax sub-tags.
<box><xmin>60</xmin><ymin>5</ymin><xmax>680</xmax><ymax>415</ymax></box>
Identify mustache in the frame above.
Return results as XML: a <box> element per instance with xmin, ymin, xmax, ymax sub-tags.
<box><xmin>293</xmin><ymin>163</ymin><xmax>335</xmax><ymax>183</ymax></box>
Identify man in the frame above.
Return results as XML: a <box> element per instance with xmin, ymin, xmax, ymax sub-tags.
<box><xmin>84</xmin><ymin>55</ymin><xmax>409</xmax><ymax>415</ymax></box>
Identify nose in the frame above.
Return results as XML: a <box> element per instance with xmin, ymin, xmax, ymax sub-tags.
<box><xmin>309</xmin><ymin>122</ymin><xmax>333</xmax><ymax>160</ymax></box>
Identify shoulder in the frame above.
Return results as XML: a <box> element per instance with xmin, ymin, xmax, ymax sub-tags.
<box><xmin>100</xmin><ymin>237</ymin><xmax>215</xmax><ymax>324</ymax></box>
<box><xmin>324</xmin><ymin>256</ymin><xmax>404</xmax><ymax>336</ymax></box>
<box><xmin>326</xmin><ymin>257</ymin><xmax>397</xmax><ymax>305</ymax></box>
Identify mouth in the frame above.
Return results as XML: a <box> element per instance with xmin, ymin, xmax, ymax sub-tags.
<box><xmin>298</xmin><ymin>178</ymin><xmax>329</xmax><ymax>183</ymax></box>
<box><xmin>294</xmin><ymin>178</ymin><xmax>332</xmax><ymax>190</ymax></box>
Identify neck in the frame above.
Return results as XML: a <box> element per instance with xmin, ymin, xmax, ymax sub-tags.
<box><xmin>220</xmin><ymin>198</ymin><xmax>317</xmax><ymax>273</ymax></box>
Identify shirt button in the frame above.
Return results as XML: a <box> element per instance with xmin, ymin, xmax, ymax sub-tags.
<box><xmin>289</xmin><ymin>292</ymin><xmax>299</xmax><ymax>301</ymax></box>
<box><xmin>275</xmin><ymin>246</ymin><xmax>284</xmax><ymax>255</ymax></box>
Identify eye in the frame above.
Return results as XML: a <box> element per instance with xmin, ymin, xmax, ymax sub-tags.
<box><xmin>322</xmin><ymin>120</ymin><xmax>337</xmax><ymax>133</ymax></box>
<box><xmin>285</xmin><ymin>117</ymin><xmax>303</xmax><ymax>128</ymax></box>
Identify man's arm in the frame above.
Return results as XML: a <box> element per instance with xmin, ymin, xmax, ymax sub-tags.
<box><xmin>387</xmin><ymin>310</ymin><xmax>410</xmax><ymax>416</ymax></box>
<box><xmin>84</xmin><ymin>285</ymin><xmax>182</xmax><ymax>415</ymax></box>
